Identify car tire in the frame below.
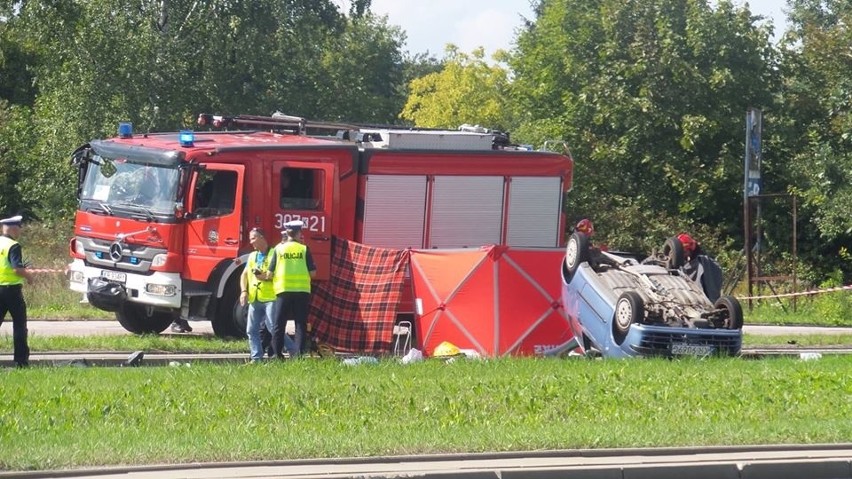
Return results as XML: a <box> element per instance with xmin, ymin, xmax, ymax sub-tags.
<box><xmin>714</xmin><ymin>295</ymin><xmax>743</xmax><ymax>330</ymax></box>
<box><xmin>613</xmin><ymin>291</ymin><xmax>643</xmax><ymax>345</ymax></box>
<box><xmin>564</xmin><ymin>232</ymin><xmax>591</xmax><ymax>282</ymax></box>
<box><xmin>115</xmin><ymin>303</ymin><xmax>175</xmax><ymax>335</ymax></box>
<box><xmin>663</xmin><ymin>236</ymin><xmax>685</xmax><ymax>269</ymax></box>
<box><xmin>212</xmin><ymin>274</ymin><xmax>248</xmax><ymax>339</ymax></box>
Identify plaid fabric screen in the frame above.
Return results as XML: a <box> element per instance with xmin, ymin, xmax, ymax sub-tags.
<box><xmin>309</xmin><ymin>237</ymin><xmax>410</xmax><ymax>354</ymax></box>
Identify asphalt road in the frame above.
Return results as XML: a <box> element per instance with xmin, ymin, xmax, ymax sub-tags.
<box><xmin>2</xmin><ymin>445</ymin><xmax>851</xmax><ymax>479</ymax></box>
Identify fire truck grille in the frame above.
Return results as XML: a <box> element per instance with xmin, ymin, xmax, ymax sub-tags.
<box><xmin>78</xmin><ymin>236</ymin><xmax>167</xmax><ymax>274</ymax></box>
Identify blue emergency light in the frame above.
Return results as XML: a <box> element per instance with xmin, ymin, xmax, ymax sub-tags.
<box><xmin>118</xmin><ymin>122</ymin><xmax>133</xmax><ymax>138</ymax></box>
<box><xmin>179</xmin><ymin>130</ymin><xmax>195</xmax><ymax>147</ymax></box>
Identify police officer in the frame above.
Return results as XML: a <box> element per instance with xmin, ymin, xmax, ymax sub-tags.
<box><xmin>0</xmin><ymin>215</ymin><xmax>34</xmax><ymax>367</ymax></box>
<box><xmin>240</xmin><ymin>227</ymin><xmax>296</xmax><ymax>362</ymax></box>
<box><xmin>265</xmin><ymin>220</ymin><xmax>316</xmax><ymax>358</ymax></box>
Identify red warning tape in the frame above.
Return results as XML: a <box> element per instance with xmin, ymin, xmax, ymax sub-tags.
<box><xmin>30</xmin><ymin>268</ymin><xmax>67</xmax><ymax>274</ymax></box>
<box><xmin>737</xmin><ymin>284</ymin><xmax>852</xmax><ymax>301</ymax></box>
<box><xmin>26</xmin><ymin>268</ymin><xmax>852</xmax><ymax>302</ymax></box>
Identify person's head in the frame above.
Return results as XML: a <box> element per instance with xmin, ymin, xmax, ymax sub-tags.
<box><xmin>248</xmin><ymin>227</ymin><xmax>268</xmax><ymax>250</ymax></box>
<box><xmin>576</xmin><ymin>218</ymin><xmax>594</xmax><ymax>236</ymax></box>
<box><xmin>282</xmin><ymin>220</ymin><xmax>304</xmax><ymax>242</ymax></box>
<box><xmin>1</xmin><ymin>215</ymin><xmax>23</xmax><ymax>239</ymax></box>
<box><xmin>677</xmin><ymin>233</ymin><xmax>697</xmax><ymax>258</ymax></box>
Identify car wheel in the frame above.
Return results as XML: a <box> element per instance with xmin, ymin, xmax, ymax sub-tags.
<box><xmin>212</xmin><ymin>274</ymin><xmax>248</xmax><ymax>339</ymax></box>
<box><xmin>663</xmin><ymin>236</ymin><xmax>684</xmax><ymax>270</ymax></box>
<box><xmin>714</xmin><ymin>295</ymin><xmax>743</xmax><ymax>329</ymax></box>
<box><xmin>564</xmin><ymin>232</ymin><xmax>591</xmax><ymax>282</ymax></box>
<box><xmin>613</xmin><ymin>291</ymin><xmax>643</xmax><ymax>345</ymax></box>
<box><xmin>115</xmin><ymin>303</ymin><xmax>175</xmax><ymax>335</ymax></box>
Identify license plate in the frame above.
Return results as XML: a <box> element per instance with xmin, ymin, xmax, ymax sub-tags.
<box><xmin>101</xmin><ymin>270</ymin><xmax>127</xmax><ymax>283</ymax></box>
<box><xmin>671</xmin><ymin>343</ymin><xmax>715</xmax><ymax>356</ymax></box>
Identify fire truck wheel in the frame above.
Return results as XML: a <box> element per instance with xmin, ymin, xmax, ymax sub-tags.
<box><xmin>212</xmin><ymin>278</ymin><xmax>248</xmax><ymax>339</ymax></box>
<box><xmin>115</xmin><ymin>303</ymin><xmax>175</xmax><ymax>334</ymax></box>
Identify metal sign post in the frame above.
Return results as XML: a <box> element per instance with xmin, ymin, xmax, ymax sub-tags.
<box><xmin>744</xmin><ymin>109</ymin><xmax>761</xmax><ymax>310</ymax></box>
<box><xmin>743</xmin><ymin>108</ymin><xmax>798</xmax><ymax>311</ymax></box>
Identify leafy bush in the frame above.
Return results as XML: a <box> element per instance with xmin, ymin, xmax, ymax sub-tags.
<box><xmin>811</xmin><ymin>270</ymin><xmax>852</xmax><ymax>326</ymax></box>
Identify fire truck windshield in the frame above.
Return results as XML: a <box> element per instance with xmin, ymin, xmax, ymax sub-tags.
<box><xmin>79</xmin><ymin>155</ymin><xmax>180</xmax><ymax>218</ymax></box>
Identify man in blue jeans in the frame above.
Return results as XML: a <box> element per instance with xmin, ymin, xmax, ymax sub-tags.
<box><xmin>240</xmin><ymin>228</ymin><xmax>295</xmax><ymax>362</ymax></box>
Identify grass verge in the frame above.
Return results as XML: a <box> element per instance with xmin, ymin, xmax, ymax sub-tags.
<box><xmin>1</xmin><ymin>356</ymin><xmax>850</xmax><ymax>471</ymax></box>
<box><xmin>3</xmin><ymin>333</ymin><xmax>851</xmax><ymax>354</ymax></box>
<box><xmin>1</xmin><ymin>334</ymin><xmax>246</xmax><ymax>353</ymax></box>
<box><xmin>743</xmin><ymin>290</ymin><xmax>851</xmax><ymax>327</ymax></box>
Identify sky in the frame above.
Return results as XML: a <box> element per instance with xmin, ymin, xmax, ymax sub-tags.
<box><xmin>352</xmin><ymin>0</ymin><xmax>789</xmax><ymax>58</ymax></box>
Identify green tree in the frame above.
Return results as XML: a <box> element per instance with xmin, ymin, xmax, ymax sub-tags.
<box><xmin>0</xmin><ymin>21</ymin><xmax>37</xmax><ymax>107</ymax></box>
<box><xmin>780</xmin><ymin>1</ymin><xmax>852</xmax><ymax>239</ymax></box>
<box><xmin>775</xmin><ymin>0</ymin><xmax>852</xmax><ymax>280</ymax></box>
<box><xmin>0</xmin><ymin>101</ymin><xmax>36</xmax><ymax>217</ymax></box>
<box><xmin>509</xmin><ymin>0</ymin><xmax>778</xmax><ymax>250</ymax></box>
<box><xmin>1</xmin><ymin>0</ymin><xmax>407</xmax><ymax>218</ymax></box>
<box><xmin>0</xmin><ymin>20</ymin><xmax>38</xmax><ymax>218</ymax></box>
<box><xmin>314</xmin><ymin>13</ymin><xmax>406</xmax><ymax>123</ymax></box>
<box><xmin>401</xmin><ymin>46</ymin><xmax>512</xmax><ymax>130</ymax></box>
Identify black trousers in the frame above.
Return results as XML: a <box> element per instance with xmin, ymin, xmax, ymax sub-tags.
<box><xmin>271</xmin><ymin>292</ymin><xmax>310</xmax><ymax>358</ymax></box>
<box><xmin>0</xmin><ymin>284</ymin><xmax>28</xmax><ymax>366</ymax></box>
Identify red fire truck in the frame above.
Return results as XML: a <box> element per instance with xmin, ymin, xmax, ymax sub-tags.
<box><xmin>68</xmin><ymin>114</ymin><xmax>573</xmax><ymax>338</ymax></box>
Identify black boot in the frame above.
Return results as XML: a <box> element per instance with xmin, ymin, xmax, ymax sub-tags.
<box><xmin>170</xmin><ymin>319</ymin><xmax>192</xmax><ymax>333</ymax></box>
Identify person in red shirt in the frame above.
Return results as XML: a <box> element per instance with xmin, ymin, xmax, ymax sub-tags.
<box><xmin>575</xmin><ymin>218</ymin><xmax>594</xmax><ymax>236</ymax></box>
<box><xmin>677</xmin><ymin>233</ymin><xmax>723</xmax><ymax>301</ymax></box>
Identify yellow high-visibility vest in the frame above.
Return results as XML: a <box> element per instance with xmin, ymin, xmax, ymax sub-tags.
<box><xmin>246</xmin><ymin>250</ymin><xmax>276</xmax><ymax>303</ymax></box>
<box><xmin>0</xmin><ymin>236</ymin><xmax>23</xmax><ymax>286</ymax></box>
<box><xmin>272</xmin><ymin>241</ymin><xmax>311</xmax><ymax>294</ymax></box>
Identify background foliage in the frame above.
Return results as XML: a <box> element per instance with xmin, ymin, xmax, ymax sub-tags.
<box><xmin>0</xmin><ymin>0</ymin><xmax>850</xmax><ymax>285</ymax></box>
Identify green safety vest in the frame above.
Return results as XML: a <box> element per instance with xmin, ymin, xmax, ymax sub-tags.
<box><xmin>0</xmin><ymin>236</ymin><xmax>23</xmax><ymax>286</ymax></box>
<box><xmin>272</xmin><ymin>241</ymin><xmax>311</xmax><ymax>294</ymax></box>
<box><xmin>246</xmin><ymin>249</ymin><xmax>276</xmax><ymax>303</ymax></box>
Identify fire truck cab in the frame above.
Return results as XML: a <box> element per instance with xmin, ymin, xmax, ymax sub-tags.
<box><xmin>68</xmin><ymin>115</ymin><xmax>573</xmax><ymax>338</ymax></box>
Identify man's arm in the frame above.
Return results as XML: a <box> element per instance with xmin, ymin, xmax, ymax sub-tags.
<box><xmin>262</xmin><ymin>247</ymin><xmax>278</xmax><ymax>281</ymax></box>
<box><xmin>239</xmin><ymin>265</ymin><xmax>249</xmax><ymax>305</ymax></box>
<box><xmin>8</xmin><ymin>244</ymin><xmax>33</xmax><ymax>284</ymax></box>
<box><xmin>305</xmin><ymin>248</ymin><xmax>317</xmax><ymax>279</ymax></box>
<box><xmin>240</xmin><ymin>266</ymin><xmax>249</xmax><ymax>292</ymax></box>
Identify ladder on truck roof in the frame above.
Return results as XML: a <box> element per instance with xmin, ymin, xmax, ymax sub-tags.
<box><xmin>196</xmin><ymin>112</ymin><xmax>357</xmax><ymax>135</ymax></box>
<box><xmin>196</xmin><ymin>112</ymin><xmax>524</xmax><ymax>151</ymax></box>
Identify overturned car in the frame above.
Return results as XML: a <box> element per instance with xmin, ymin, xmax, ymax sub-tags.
<box><xmin>561</xmin><ymin>233</ymin><xmax>743</xmax><ymax>358</ymax></box>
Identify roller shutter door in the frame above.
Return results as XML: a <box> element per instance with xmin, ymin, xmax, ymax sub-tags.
<box><xmin>362</xmin><ymin>175</ymin><xmax>427</xmax><ymax>248</ymax></box>
<box><xmin>505</xmin><ymin>177</ymin><xmax>562</xmax><ymax>247</ymax></box>
<box><xmin>430</xmin><ymin>176</ymin><xmax>503</xmax><ymax>248</ymax></box>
